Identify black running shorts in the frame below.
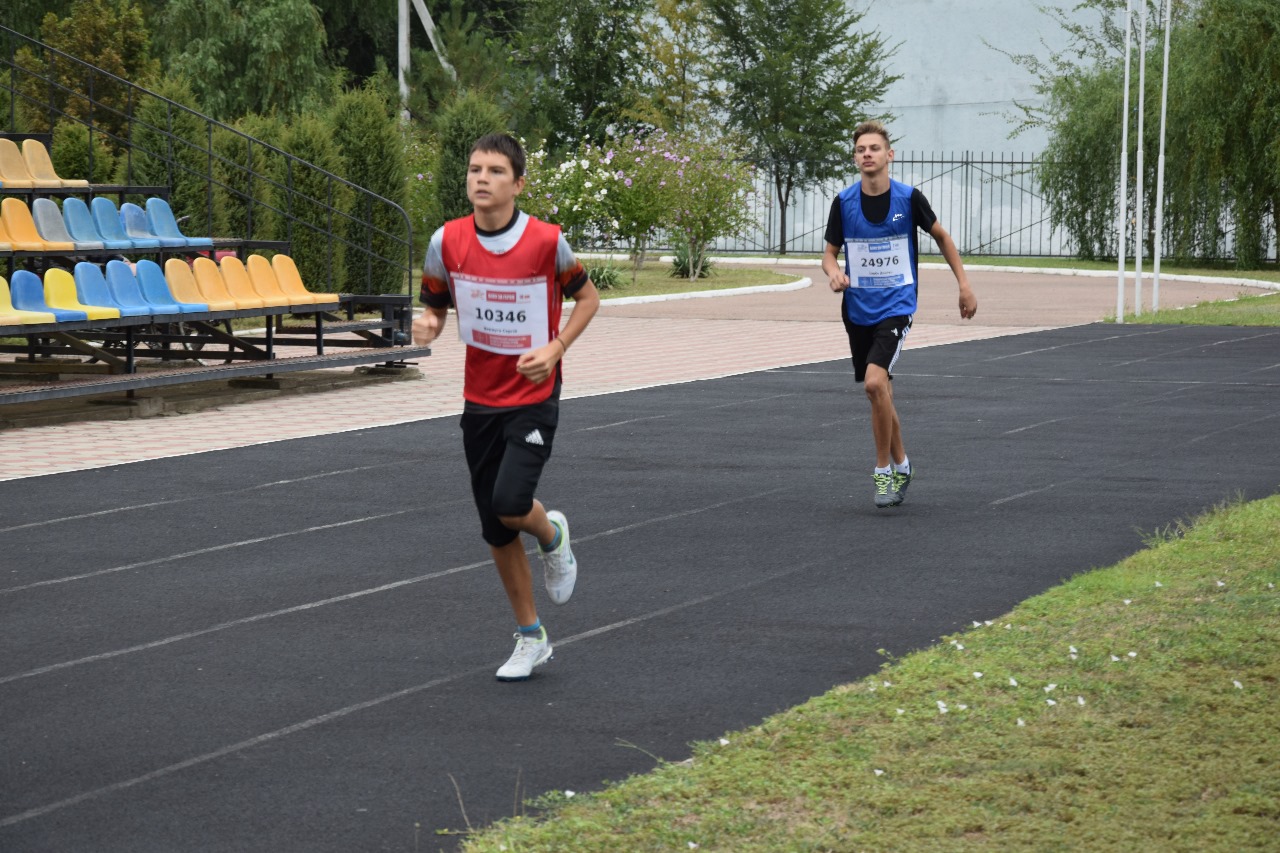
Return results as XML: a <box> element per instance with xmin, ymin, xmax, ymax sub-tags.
<box><xmin>461</xmin><ymin>397</ymin><xmax>559</xmax><ymax>547</ymax></box>
<box><xmin>842</xmin><ymin>313</ymin><xmax>912</xmax><ymax>383</ymax></box>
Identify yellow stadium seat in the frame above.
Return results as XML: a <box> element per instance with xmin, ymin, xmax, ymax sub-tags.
<box><xmin>245</xmin><ymin>254</ymin><xmax>300</xmax><ymax>307</ymax></box>
<box><xmin>0</xmin><ymin>202</ymin><xmax>48</xmax><ymax>251</ymax></box>
<box><xmin>219</xmin><ymin>256</ymin><xmax>279</xmax><ymax>308</ymax></box>
<box><xmin>0</xmin><ymin>138</ymin><xmax>39</xmax><ymax>188</ymax></box>
<box><xmin>22</xmin><ymin>139</ymin><xmax>90</xmax><ymax>188</ymax></box>
<box><xmin>191</xmin><ymin>257</ymin><xmax>248</xmax><ymax>311</ymax></box>
<box><xmin>1</xmin><ymin>198</ymin><xmax>76</xmax><ymax>252</ymax></box>
<box><xmin>0</xmin><ymin>274</ymin><xmax>58</xmax><ymax>324</ymax></box>
<box><xmin>44</xmin><ymin>268</ymin><xmax>120</xmax><ymax>320</ymax></box>
<box><xmin>166</xmin><ymin>258</ymin><xmax>232</xmax><ymax>310</ymax></box>
<box><xmin>270</xmin><ymin>254</ymin><xmax>337</xmax><ymax>305</ymax></box>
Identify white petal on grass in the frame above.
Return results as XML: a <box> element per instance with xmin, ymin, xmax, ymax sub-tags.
<box><xmin>1017</xmin><ymin>718</ymin><xmax>1026</xmax><ymax>726</ymax></box>
<box><xmin>1217</xmin><ymin>580</ymin><xmax>1226</xmax><ymax>587</ymax></box>
<box><xmin>1154</xmin><ymin>581</ymin><xmax>1163</xmax><ymax>588</ymax></box>
<box><xmin>1070</xmin><ymin>654</ymin><xmax>1078</xmax><ymax>660</ymax></box>
<box><xmin>1112</xmin><ymin>655</ymin><xmax>1122</xmax><ymax>662</ymax></box>
<box><xmin>1127</xmin><ymin>651</ymin><xmax>1137</xmax><ymax>658</ymax></box>
<box><xmin>1233</xmin><ymin>680</ymin><xmax>1244</xmax><ymax>690</ymax></box>
<box><xmin>1044</xmin><ymin>684</ymin><xmax>1057</xmax><ymax>693</ymax></box>
<box><xmin>874</xmin><ymin>768</ymin><xmax>885</xmax><ymax>776</ymax></box>
<box><xmin>1123</xmin><ymin>599</ymin><xmax>1132</xmax><ymax>605</ymax></box>
<box><xmin>974</xmin><ymin>672</ymin><xmax>984</xmax><ymax>679</ymax></box>
<box><xmin>897</xmin><ymin>709</ymin><xmax>905</xmax><ymax>715</ymax></box>
<box><xmin>689</xmin><ymin>843</ymin><xmax>699</xmax><ymax>850</ymax></box>
<box><xmin>565</xmin><ymin>790</ymin><xmax>576</xmax><ymax>798</ymax></box>
<box><xmin>718</xmin><ymin>738</ymin><xmax>730</xmax><ymax>746</ymax></box>
<box><xmin>1069</xmin><ymin>646</ymin><xmax>1078</xmax><ymax>654</ymax></box>
<box><xmin>1077</xmin><ymin>696</ymin><xmax>1086</xmax><ymax>706</ymax></box>
<box><xmin>1009</xmin><ymin>678</ymin><xmax>1019</xmax><ymax>687</ymax></box>
<box><xmin>956</xmin><ymin>643</ymin><xmax>965</xmax><ymax>650</ymax></box>
<box><xmin>1046</xmin><ymin>699</ymin><xmax>1057</xmax><ymax>706</ymax></box>
<box><xmin>883</xmin><ymin>681</ymin><xmax>893</xmax><ymax>687</ymax></box>
<box><xmin>973</xmin><ymin>621</ymin><xmax>982</xmax><ymax>627</ymax></box>
<box><xmin>984</xmin><ymin>620</ymin><xmax>993</xmax><ymax>626</ymax></box>
<box><xmin>957</xmin><ymin>704</ymin><xmax>968</xmax><ymax>711</ymax></box>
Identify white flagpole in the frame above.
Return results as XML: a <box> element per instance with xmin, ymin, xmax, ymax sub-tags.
<box><xmin>1116</xmin><ymin>1</ymin><xmax>1134</xmax><ymax>323</ymax></box>
<box><xmin>1134</xmin><ymin>0</ymin><xmax>1148</xmax><ymax>316</ymax></box>
<box><xmin>1152</xmin><ymin>0</ymin><xmax>1173</xmax><ymax>311</ymax></box>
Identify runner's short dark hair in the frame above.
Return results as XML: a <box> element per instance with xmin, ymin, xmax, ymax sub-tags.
<box><xmin>471</xmin><ymin>133</ymin><xmax>526</xmax><ymax>178</ymax></box>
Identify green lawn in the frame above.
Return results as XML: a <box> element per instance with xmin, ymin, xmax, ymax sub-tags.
<box><xmin>456</xmin><ymin>268</ymin><xmax>1280</xmax><ymax>852</ymax></box>
<box><xmin>465</xmin><ymin>497</ymin><xmax>1280</xmax><ymax>852</ymax></box>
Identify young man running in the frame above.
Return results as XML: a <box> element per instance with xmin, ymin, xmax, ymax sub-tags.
<box><xmin>821</xmin><ymin>120</ymin><xmax>978</xmax><ymax>508</ymax></box>
<box><xmin>412</xmin><ymin>133</ymin><xmax>600</xmax><ymax>680</ymax></box>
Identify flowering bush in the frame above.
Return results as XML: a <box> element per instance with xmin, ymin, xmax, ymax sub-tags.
<box><xmin>525</xmin><ymin>132</ymin><xmax>756</xmax><ymax>281</ymax></box>
<box><xmin>402</xmin><ymin>129</ymin><xmax>442</xmax><ymax>259</ymax></box>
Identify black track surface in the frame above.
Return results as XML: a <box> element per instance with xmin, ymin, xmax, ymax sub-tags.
<box><xmin>2</xmin><ymin>324</ymin><xmax>1278</xmax><ymax>852</ymax></box>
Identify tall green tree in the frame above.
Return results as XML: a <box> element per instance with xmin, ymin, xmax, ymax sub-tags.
<box><xmin>705</xmin><ymin>0</ymin><xmax>898</xmax><ymax>254</ymax></box>
<box><xmin>276</xmin><ymin>115</ymin><xmax>352</xmax><ymax>293</ymax></box>
<box><xmin>518</xmin><ymin>0</ymin><xmax>648</xmax><ymax>148</ymax></box>
<box><xmin>14</xmin><ymin>0</ymin><xmax>160</xmax><ymax>142</ymax></box>
<box><xmin>329</xmin><ymin>81</ymin><xmax>409</xmax><ymax>295</ymax></box>
<box><xmin>627</xmin><ymin>0</ymin><xmax>715</xmax><ymax>136</ymax></box>
<box><xmin>156</xmin><ymin>0</ymin><xmax>332</xmax><ymax>120</ymax></box>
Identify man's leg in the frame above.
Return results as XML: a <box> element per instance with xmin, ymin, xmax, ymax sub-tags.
<box><xmin>864</xmin><ymin>364</ymin><xmax>905</xmax><ymax>469</ymax></box>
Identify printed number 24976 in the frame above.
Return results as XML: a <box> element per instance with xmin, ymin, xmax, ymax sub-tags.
<box><xmin>860</xmin><ymin>256</ymin><xmax>899</xmax><ymax>268</ymax></box>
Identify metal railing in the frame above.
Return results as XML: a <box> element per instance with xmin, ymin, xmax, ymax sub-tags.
<box><xmin>0</xmin><ymin>24</ymin><xmax>413</xmax><ymax>298</ymax></box>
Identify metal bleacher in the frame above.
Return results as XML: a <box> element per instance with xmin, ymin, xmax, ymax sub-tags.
<box><xmin>1</xmin><ymin>24</ymin><xmax>429</xmax><ymax>407</ymax></box>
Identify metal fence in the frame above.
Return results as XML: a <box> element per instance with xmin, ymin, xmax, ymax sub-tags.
<box><xmin>707</xmin><ymin>152</ymin><xmax>1074</xmax><ymax>257</ymax></box>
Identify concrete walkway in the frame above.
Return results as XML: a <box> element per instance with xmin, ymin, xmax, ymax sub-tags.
<box><xmin>0</xmin><ymin>263</ymin><xmax>1271</xmax><ymax>481</ymax></box>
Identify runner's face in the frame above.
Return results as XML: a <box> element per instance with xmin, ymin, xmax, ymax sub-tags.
<box><xmin>855</xmin><ymin>133</ymin><xmax>893</xmax><ymax>176</ymax></box>
<box><xmin>467</xmin><ymin>150</ymin><xmax>525</xmax><ymax>214</ymax></box>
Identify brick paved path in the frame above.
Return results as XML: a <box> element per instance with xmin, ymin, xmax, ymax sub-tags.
<box><xmin>0</xmin><ymin>263</ymin><xmax>1270</xmax><ymax>481</ymax></box>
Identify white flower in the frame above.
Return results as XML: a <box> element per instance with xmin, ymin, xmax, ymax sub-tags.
<box><xmin>883</xmin><ymin>681</ymin><xmax>892</xmax><ymax>688</ymax></box>
<box><xmin>874</xmin><ymin>768</ymin><xmax>885</xmax><ymax>776</ymax></box>
<box><xmin>1127</xmin><ymin>651</ymin><xmax>1137</xmax><ymax>658</ymax></box>
<box><xmin>936</xmin><ymin>700</ymin><xmax>948</xmax><ymax>709</ymax></box>
<box><xmin>719</xmin><ymin>738</ymin><xmax>730</xmax><ymax>746</ymax></box>
<box><xmin>1069</xmin><ymin>646</ymin><xmax>1078</xmax><ymax>654</ymax></box>
<box><xmin>1009</xmin><ymin>677</ymin><xmax>1019</xmax><ymax>686</ymax></box>
<box><xmin>580</xmin><ymin>159</ymin><xmax>590</xmax><ymax>169</ymax></box>
<box><xmin>1123</xmin><ymin>599</ymin><xmax>1132</xmax><ymax>605</ymax></box>
<box><xmin>1233</xmin><ymin>680</ymin><xmax>1244</xmax><ymax>689</ymax></box>
<box><xmin>1017</xmin><ymin>718</ymin><xmax>1026</xmax><ymax>726</ymax></box>
<box><xmin>1217</xmin><ymin>581</ymin><xmax>1226</xmax><ymax>587</ymax></box>
<box><xmin>1154</xmin><ymin>581</ymin><xmax>1163</xmax><ymax>587</ymax></box>
<box><xmin>565</xmin><ymin>790</ymin><xmax>576</xmax><ymax>798</ymax></box>
<box><xmin>956</xmin><ymin>643</ymin><xmax>965</xmax><ymax>651</ymax></box>
<box><xmin>1044</xmin><ymin>684</ymin><xmax>1057</xmax><ymax>693</ymax></box>
<box><xmin>974</xmin><ymin>672</ymin><xmax>984</xmax><ymax>679</ymax></box>
<box><xmin>1112</xmin><ymin>655</ymin><xmax>1122</xmax><ymax>662</ymax></box>
<box><xmin>1077</xmin><ymin>696</ymin><xmax>1086</xmax><ymax>705</ymax></box>
<box><xmin>583</xmin><ymin>181</ymin><xmax>593</xmax><ymax>189</ymax></box>
<box><xmin>896</xmin><ymin>708</ymin><xmax>905</xmax><ymax>715</ymax></box>
<box><xmin>1047</xmin><ymin>699</ymin><xmax>1057</xmax><ymax>706</ymax></box>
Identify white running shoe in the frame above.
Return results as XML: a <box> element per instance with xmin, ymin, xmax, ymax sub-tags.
<box><xmin>540</xmin><ymin>510</ymin><xmax>577</xmax><ymax>605</ymax></box>
<box><xmin>495</xmin><ymin>628</ymin><xmax>552</xmax><ymax>681</ymax></box>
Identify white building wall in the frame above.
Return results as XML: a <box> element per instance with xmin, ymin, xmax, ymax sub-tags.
<box><xmin>855</xmin><ymin>0</ymin><xmax>1092</xmax><ymax>154</ymax></box>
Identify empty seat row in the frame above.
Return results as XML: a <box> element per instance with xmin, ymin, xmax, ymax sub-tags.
<box><xmin>0</xmin><ymin>254</ymin><xmax>332</xmax><ymax>327</ymax></box>
<box><xmin>0</xmin><ymin>138</ymin><xmax>89</xmax><ymax>189</ymax></box>
<box><xmin>2</xmin><ymin>196</ymin><xmax>210</xmax><ymax>254</ymax></box>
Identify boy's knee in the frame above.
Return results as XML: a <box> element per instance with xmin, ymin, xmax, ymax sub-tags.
<box><xmin>494</xmin><ymin>499</ymin><xmax>534</xmax><ymax>526</ymax></box>
<box><xmin>864</xmin><ymin>376</ymin><xmax>889</xmax><ymax>400</ymax></box>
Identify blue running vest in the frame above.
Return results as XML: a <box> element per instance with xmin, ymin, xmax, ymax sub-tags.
<box><xmin>838</xmin><ymin>179</ymin><xmax>919</xmax><ymax>326</ymax></box>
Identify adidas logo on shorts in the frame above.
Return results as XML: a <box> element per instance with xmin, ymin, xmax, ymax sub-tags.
<box><xmin>524</xmin><ymin>429</ymin><xmax>545</xmax><ymax>446</ymax></box>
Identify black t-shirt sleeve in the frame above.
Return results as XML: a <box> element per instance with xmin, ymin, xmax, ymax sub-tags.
<box><xmin>912</xmin><ymin>188</ymin><xmax>938</xmax><ymax>235</ymax></box>
<box><xmin>824</xmin><ymin>198</ymin><xmax>843</xmax><ymax>249</ymax></box>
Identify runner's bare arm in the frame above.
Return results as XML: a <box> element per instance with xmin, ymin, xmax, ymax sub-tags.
<box><xmin>928</xmin><ymin>222</ymin><xmax>977</xmax><ymax>319</ymax></box>
<box><xmin>516</xmin><ymin>280</ymin><xmax>600</xmax><ymax>384</ymax></box>
<box><xmin>822</xmin><ymin>242</ymin><xmax>849</xmax><ymax>292</ymax></box>
<box><xmin>412</xmin><ymin>306</ymin><xmax>449</xmax><ymax>346</ymax></box>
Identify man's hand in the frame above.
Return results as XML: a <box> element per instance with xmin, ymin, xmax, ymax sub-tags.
<box><xmin>412</xmin><ymin>309</ymin><xmax>444</xmax><ymax>346</ymax></box>
<box><xmin>827</xmin><ymin>269</ymin><xmax>851</xmax><ymax>292</ymax></box>
<box><xmin>516</xmin><ymin>340</ymin><xmax>564</xmax><ymax>385</ymax></box>
<box><xmin>958</xmin><ymin>284</ymin><xmax>978</xmax><ymax>320</ymax></box>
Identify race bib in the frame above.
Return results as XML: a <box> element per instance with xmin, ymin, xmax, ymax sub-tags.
<box><xmin>454</xmin><ymin>274</ymin><xmax>549</xmax><ymax>355</ymax></box>
<box><xmin>846</xmin><ymin>237</ymin><xmax>914</xmax><ymax>288</ymax></box>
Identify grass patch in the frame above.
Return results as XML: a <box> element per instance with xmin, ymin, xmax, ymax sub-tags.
<box><xmin>1120</xmin><ymin>292</ymin><xmax>1280</xmax><ymax>326</ymax></box>
<box><xmin>591</xmin><ymin>260</ymin><xmax>796</xmax><ymax>300</ymax></box>
<box><xmin>465</xmin><ymin>496</ymin><xmax>1280</xmax><ymax>851</ymax></box>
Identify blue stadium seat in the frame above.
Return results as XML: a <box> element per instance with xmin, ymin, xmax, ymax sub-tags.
<box><xmin>121</xmin><ymin>202</ymin><xmax>186</xmax><ymax>248</ymax></box>
<box><xmin>33</xmin><ymin>198</ymin><xmax>104</xmax><ymax>251</ymax></box>
<box><xmin>106</xmin><ymin>259</ymin><xmax>174</xmax><ymax>315</ymax></box>
<box><xmin>91</xmin><ymin>197</ymin><xmax>160</xmax><ymax>250</ymax></box>
<box><xmin>145</xmin><ymin>197</ymin><xmax>214</xmax><ymax>248</ymax></box>
<box><xmin>9</xmin><ymin>269</ymin><xmax>87</xmax><ymax>322</ymax></box>
<box><xmin>64</xmin><ymin>197</ymin><xmax>132</xmax><ymax>251</ymax></box>
<box><xmin>72</xmin><ymin>262</ymin><xmax>135</xmax><ymax>316</ymax></box>
<box><xmin>135</xmin><ymin>259</ymin><xmax>206</xmax><ymax>313</ymax></box>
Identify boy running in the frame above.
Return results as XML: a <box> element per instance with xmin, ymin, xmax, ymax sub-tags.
<box><xmin>821</xmin><ymin>120</ymin><xmax>978</xmax><ymax>508</ymax></box>
<box><xmin>412</xmin><ymin>134</ymin><xmax>600</xmax><ymax>680</ymax></box>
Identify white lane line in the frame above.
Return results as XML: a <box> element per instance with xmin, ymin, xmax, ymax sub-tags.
<box><xmin>0</xmin><ymin>488</ymin><xmax>787</xmax><ymax>685</ymax></box>
<box><xmin>0</xmin><ymin>509</ymin><xmax>421</xmax><ymax>595</ymax></box>
<box><xmin>0</xmin><ymin>463</ymin><xmax>405</xmax><ymax>533</ymax></box>
<box><xmin>991</xmin><ymin>484</ymin><xmax>1058</xmax><ymax>506</ymax></box>
<box><xmin>1110</xmin><ymin>330</ymin><xmax>1280</xmax><ymax>367</ymax></box>
<box><xmin>575</xmin><ymin>414</ymin><xmax>669</xmax><ymax>432</ymax></box>
<box><xmin>976</xmin><ymin>328</ymin><xmax>1174</xmax><ymax>363</ymax></box>
<box><xmin>0</xmin><ymin>558</ymin><xmax>819</xmax><ymax>831</ymax></box>
<box><xmin>1002</xmin><ymin>418</ymin><xmax>1071</xmax><ymax>436</ymax></box>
